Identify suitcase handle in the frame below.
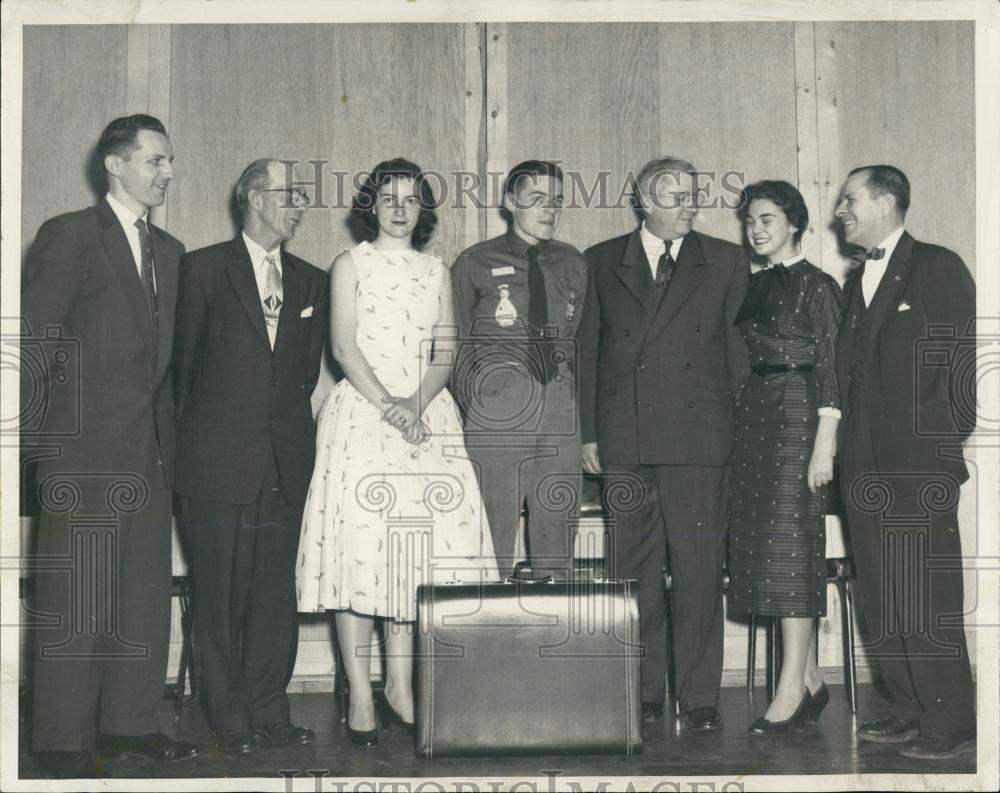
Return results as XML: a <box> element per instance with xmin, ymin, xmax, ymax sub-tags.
<box><xmin>505</xmin><ymin>561</ymin><xmax>553</xmax><ymax>585</ymax></box>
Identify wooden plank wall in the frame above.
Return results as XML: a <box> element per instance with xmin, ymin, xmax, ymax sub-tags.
<box><xmin>19</xmin><ymin>21</ymin><xmax>977</xmax><ymax>689</ymax></box>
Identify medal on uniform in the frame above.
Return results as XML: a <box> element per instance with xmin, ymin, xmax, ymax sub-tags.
<box><xmin>565</xmin><ymin>291</ymin><xmax>578</xmax><ymax>323</ymax></box>
<box><xmin>495</xmin><ymin>283</ymin><xmax>517</xmax><ymax>327</ymax></box>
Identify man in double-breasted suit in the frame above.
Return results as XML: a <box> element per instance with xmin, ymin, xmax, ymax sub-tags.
<box><xmin>834</xmin><ymin>165</ymin><xmax>976</xmax><ymax>760</ymax></box>
<box><xmin>578</xmin><ymin>157</ymin><xmax>749</xmax><ymax>731</ymax></box>
<box><xmin>22</xmin><ymin>115</ymin><xmax>200</xmax><ymax>778</ymax></box>
<box><xmin>173</xmin><ymin>159</ymin><xmax>328</xmax><ymax>754</ymax></box>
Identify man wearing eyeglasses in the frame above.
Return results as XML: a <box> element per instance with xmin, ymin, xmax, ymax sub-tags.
<box><xmin>173</xmin><ymin>159</ymin><xmax>328</xmax><ymax>754</ymax></box>
<box><xmin>577</xmin><ymin>156</ymin><xmax>750</xmax><ymax>732</ymax></box>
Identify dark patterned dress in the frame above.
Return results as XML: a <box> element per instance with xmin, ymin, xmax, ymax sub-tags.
<box><xmin>729</xmin><ymin>258</ymin><xmax>843</xmax><ymax>617</ymax></box>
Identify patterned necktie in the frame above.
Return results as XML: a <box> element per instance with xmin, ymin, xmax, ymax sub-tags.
<box><xmin>655</xmin><ymin>244</ymin><xmax>675</xmax><ymax>290</ymax></box>
<box><xmin>262</xmin><ymin>253</ymin><xmax>283</xmax><ymax>348</ymax></box>
<box><xmin>527</xmin><ymin>244</ymin><xmax>554</xmax><ymax>384</ymax></box>
<box><xmin>849</xmin><ymin>246</ymin><xmax>886</xmax><ymax>268</ymax></box>
<box><xmin>133</xmin><ymin>219</ymin><xmax>158</xmax><ymax>336</ymax></box>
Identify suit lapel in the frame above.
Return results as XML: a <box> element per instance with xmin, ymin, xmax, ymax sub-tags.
<box><xmin>226</xmin><ymin>236</ymin><xmax>271</xmax><ymax>352</ymax></box>
<box><xmin>272</xmin><ymin>252</ymin><xmax>302</xmax><ymax>359</ymax></box>
<box><xmin>867</xmin><ymin>231</ymin><xmax>915</xmax><ymax>344</ymax></box>
<box><xmin>640</xmin><ymin>231</ymin><xmax>710</xmax><ymax>348</ymax></box>
<box><xmin>96</xmin><ymin>199</ymin><xmax>157</xmax><ymax>365</ymax></box>
<box><xmin>611</xmin><ymin>230</ymin><xmax>653</xmax><ymax>307</ymax></box>
<box><xmin>149</xmin><ymin>226</ymin><xmax>177</xmax><ymax>384</ymax></box>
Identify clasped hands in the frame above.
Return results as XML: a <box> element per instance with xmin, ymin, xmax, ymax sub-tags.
<box><xmin>381</xmin><ymin>395</ymin><xmax>430</xmax><ymax>445</ymax></box>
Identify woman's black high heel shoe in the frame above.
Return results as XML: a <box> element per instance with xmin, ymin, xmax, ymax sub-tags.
<box><xmin>345</xmin><ymin>698</ymin><xmax>379</xmax><ymax>747</ymax></box>
<box><xmin>805</xmin><ymin>682</ymin><xmax>830</xmax><ymax>725</ymax></box>
<box><xmin>748</xmin><ymin>690</ymin><xmax>811</xmax><ymax>736</ymax></box>
<box><xmin>376</xmin><ymin>692</ymin><xmax>415</xmax><ymax>737</ymax></box>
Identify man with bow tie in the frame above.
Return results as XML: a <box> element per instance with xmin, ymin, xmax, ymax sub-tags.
<box><xmin>173</xmin><ymin>159</ymin><xmax>328</xmax><ymax>754</ymax></box>
<box><xmin>577</xmin><ymin>157</ymin><xmax>750</xmax><ymax>731</ymax></box>
<box><xmin>834</xmin><ymin>164</ymin><xmax>977</xmax><ymax>760</ymax></box>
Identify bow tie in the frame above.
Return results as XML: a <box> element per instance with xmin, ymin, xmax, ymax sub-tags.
<box><xmin>850</xmin><ymin>246</ymin><xmax>886</xmax><ymax>268</ymax></box>
<box><xmin>733</xmin><ymin>263</ymin><xmax>790</xmax><ymax>328</ymax></box>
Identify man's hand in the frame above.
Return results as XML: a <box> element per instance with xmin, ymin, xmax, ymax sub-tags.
<box><xmin>582</xmin><ymin>442</ymin><xmax>602</xmax><ymax>474</ymax></box>
<box><xmin>401</xmin><ymin>419</ymin><xmax>430</xmax><ymax>446</ymax></box>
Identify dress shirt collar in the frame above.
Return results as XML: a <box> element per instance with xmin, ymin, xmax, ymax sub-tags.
<box><xmin>242</xmin><ymin>231</ymin><xmax>283</xmax><ymax>275</ymax></box>
<box><xmin>639</xmin><ymin>221</ymin><xmax>684</xmax><ymax>262</ymax></box>
<box><xmin>105</xmin><ymin>191</ymin><xmax>147</xmax><ymax>230</ymax></box>
<box><xmin>874</xmin><ymin>225</ymin><xmax>906</xmax><ymax>264</ymax></box>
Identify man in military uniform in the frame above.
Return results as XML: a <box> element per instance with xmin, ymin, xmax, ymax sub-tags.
<box><xmin>451</xmin><ymin>160</ymin><xmax>588</xmax><ymax>580</ymax></box>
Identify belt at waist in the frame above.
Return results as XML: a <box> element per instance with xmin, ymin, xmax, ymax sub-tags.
<box><xmin>751</xmin><ymin>362</ymin><xmax>816</xmax><ymax>376</ymax></box>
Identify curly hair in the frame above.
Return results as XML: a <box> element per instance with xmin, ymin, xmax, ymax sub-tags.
<box><xmin>350</xmin><ymin>158</ymin><xmax>438</xmax><ymax>250</ymax></box>
<box><xmin>736</xmin><ymin>179</ymin><xmax>809</xmax><ymax>244</ymax></box>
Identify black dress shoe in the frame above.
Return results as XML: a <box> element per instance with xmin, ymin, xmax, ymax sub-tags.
<box><xmin>899</xmin><ymin>730</ymin><xmax>977</xmax><ymax>760</ymax></box>
<box><xmin>748</xmin><ymin>691</ymin><xmax>810</xmax><ymax>737</ymax></box>
<box><xmin>805</xmin><ymin>682</ymin><xmax>830</xmax><ymax>725</ymax></box>
<box><xmin>376</xmin><ymin>693</ymin><xmax>415</xmax><ymax>736</ymax></box>
<box><xmin>212</xmin><ymin>730</ymin><xmax>259</xmax><ymax>754</ymax></box>
<box><xmin>857</xmin><ymin>716</ymin><xmax>920</xmax><ymax>744</ymax></box>
<box><xmin>642</xmin><ymin>702</ymin><xmax>665</xmax><ymax>723</ymax></box>
<box><xmin>253</xmin><ymin>721</ymin><xmax>316</xmax><ymax>748</ymax></box>
<box><xmin>685</xmin><ymin>707</ymin><xmax>723</xmax><ymax>732</ymax></box>
<box><xmin>97</xmin><ymin>732</ymin><xmax>201</xmax><ymax>762</ymax></box>
<box><xmin>34</xmin><ymin>750</ymin><xmax>99</xmax><ymax>779</ymax></box>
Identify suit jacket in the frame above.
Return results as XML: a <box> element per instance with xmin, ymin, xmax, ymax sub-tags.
<box><xmin>173</xmin><ymin>236</ymin><xmax>329</xmax><ymax>505</ymax></box>
<box><xmin>21</xmin><ymin>198</ymin><xmax>182</xmax><ymax>489</ymax></box>
<box><xmin>578</xmin><ymin>229</ymin><xmax>750</xmax><ymax>466</ymax></box>
<box><xmin>835</xmin><ymin>230</ymin><xmax>975</xmax><ymax>490</ymax></box>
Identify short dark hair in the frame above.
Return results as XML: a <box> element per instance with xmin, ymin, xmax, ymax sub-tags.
<box><xmin>235</xmin><ymin>158</ymin><xmax>275</xmax><ymax>216</ymax></box>
<box><xmin>97</xmin><ymin>114</ymin><xmax>167</xmax><ymax>165</ymax></box>
<box><xmin>503</xmin><ymin>160</ymin><xmax>564</xmax><ymax>197</ymax></box>
<box><xmin>350</xmin><ymin>158</ymin><xmax>438</xmax><ymax>250</ymax></box>
<box><xmin>849</xmin><ymin>164</ymin><xmax>910</xmax><ymax>215</ymax></box>
<box><xmin>736</xmin><ymin>179</ymin><xmax>810</xmax><ymax>244</ymax></box>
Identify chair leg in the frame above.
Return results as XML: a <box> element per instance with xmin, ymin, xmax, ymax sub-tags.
<box><xmin>746</xmin><ymin>612</ymin><xmax>757</xmax><ymax>691</ymax></box>
<box><xmin>843</xmin><ymin>580</ymin><xmax>858</xmax><ymax>713</ymax></box>
<box><xmin>173</xmin><ymin>578</ymin><xmax>195</xmax><ymax>720</ymax></box>
<box><xmin>766</xmin><ymin>617</ymin><xmax>781</xmax><ymax>700</ymax></box>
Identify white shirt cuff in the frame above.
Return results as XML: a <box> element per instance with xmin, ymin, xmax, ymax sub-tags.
<box><xmin>818</xmin><ymin>407</ymin><xmax>842</xmax><ymax>418</ymax></box>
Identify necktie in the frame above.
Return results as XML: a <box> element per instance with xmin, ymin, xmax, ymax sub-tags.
<box><xmin>655</xmin><ymin>245</ymin><xmax>675</xmax><ymax>290</ymax></box>
<box><xmin>134</xmin><ymin>219</ymin><xmax>158</xmax><ymax>336</ymax></box>
<box><xmin>527</xmin><ymin>244</ymin><xmax>554</xmax><ymax>384</ymax></box>
<box><xmin>262</xmin><ymin>253</ymin><xmax>283</xmax><ymax>348</ymax></box>
<box><xmin>849</xmin><ymin>246</ymin><xmax>886</xmax><ymax>268</ymax></box>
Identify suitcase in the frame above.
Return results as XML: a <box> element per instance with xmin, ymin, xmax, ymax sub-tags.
<box><xmin>415</xmin><ymin>570</ymin><xmax>642</xmax><ymax>758</ymax></box>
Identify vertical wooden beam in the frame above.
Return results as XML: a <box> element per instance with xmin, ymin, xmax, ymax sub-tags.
<box><xmin>463</xmin><ymin>23</ymin><xmax>487</xmax><ymax>248</ymax></box>
<box><xmin>126</xmin><ymin>25</ymin><xmax>172</xmax><ymax>229</ymax></box>
<box><xmin>813</xmin><ymin>23</ymin><xmax>850</xmax><ymax>283</ymax></box>
<box><xmin>484</xmin><ymin>22</ymin><xmax>508</xmax><ymax>241</ymax></box>
<box><xmin>793</xmin><ymin>22</ymin><xmax>822</xmax><ymax>269</ymax></box>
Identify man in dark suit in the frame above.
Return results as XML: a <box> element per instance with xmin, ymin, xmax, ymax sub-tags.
<box><xmin>21</xmin><ymin>114</ymin><xmax>200</xmax><ymax>778</ymax></box>
<box><xmin>834</xmin><ymin>165</ymin><xmax>976</xmax><ymax>760</ymax></box>
<box><xmin>173</xmin><ymin>159</ymin><xmax>328</xmax><ymax>754</ymax></box>
<box><xmin>578</xmin><ymin>157</ymin><xmax>749</xmax><ymax>731</ymax></box>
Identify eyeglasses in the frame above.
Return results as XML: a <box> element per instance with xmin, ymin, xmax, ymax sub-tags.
<box><xmin>257</xmin><ymin>188</ymin><xmax>310</xmax><ymax>206</ymax></box>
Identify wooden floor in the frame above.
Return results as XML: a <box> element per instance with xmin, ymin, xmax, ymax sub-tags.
<box><xmin>18</xmin><ymin>683</ymin><xmax>977</xmax><ymax>782</ymax></box>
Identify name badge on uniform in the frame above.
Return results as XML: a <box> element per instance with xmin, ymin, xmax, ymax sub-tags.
<box><xmin>491</xmin><ymin>266</ymin><xmax>515</xmax><ymax>277</ymax></box>
<box><xmin>495</xmin><ymin>283</ymin><xmax>517</xmax><ymax>327</ymax></box>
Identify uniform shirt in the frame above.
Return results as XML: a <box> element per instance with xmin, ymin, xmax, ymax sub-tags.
<box><xmin>451</xmin><ymin>227</ymin><xmax>588</xmax><ymax>399</ymax></box>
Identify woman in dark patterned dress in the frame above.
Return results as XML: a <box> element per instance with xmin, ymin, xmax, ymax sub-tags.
<box><xmin>729</xmin><ymin>180</ymin><xmax>843</xmax><ymax>735</ymax></box>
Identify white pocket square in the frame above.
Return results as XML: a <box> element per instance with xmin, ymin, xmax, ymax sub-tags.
<box><xmin>897</xmin><ymin>301</ymin><xmax>911</xmax><ymax>312</ymax></box>
<box><xmin>300</xmin><ymin>306</ymin><xmax>314</xmax><ymax>318</ymax></box>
